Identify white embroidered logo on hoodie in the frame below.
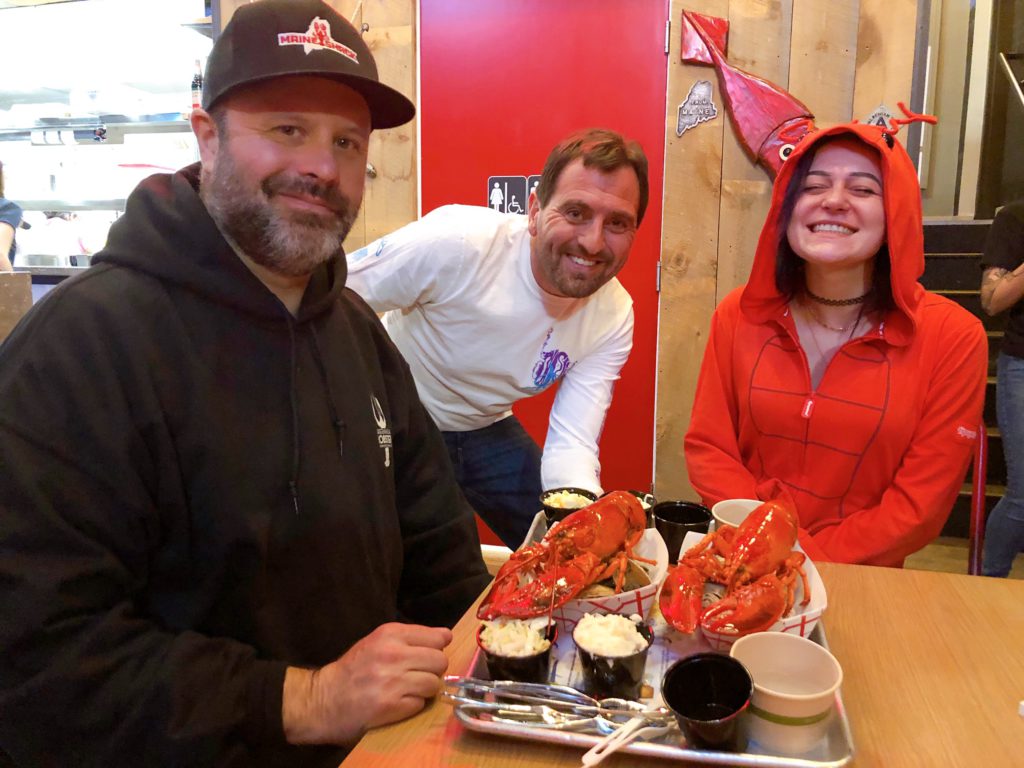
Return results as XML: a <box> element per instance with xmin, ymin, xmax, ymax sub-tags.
<box><xmin>371</xmin><ymin>395</ymin><xmax>392</xmax><ymax>467</ymax></box>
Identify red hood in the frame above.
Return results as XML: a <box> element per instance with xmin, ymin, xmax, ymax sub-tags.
<box><xmin>740</xmin><ymin>122</ymin><xmax>925</xmax><ymax>347</ymax></box>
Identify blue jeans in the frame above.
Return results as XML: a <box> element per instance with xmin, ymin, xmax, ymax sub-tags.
<box><xmin>443</xmin><ymin>416</ymin><xmax>542</xmax><ymax>549</ymax></box>
<box><xmin>983</xmin><ymin>354</ymin><xmax>1024</xmax><ymax>576</ymax></box>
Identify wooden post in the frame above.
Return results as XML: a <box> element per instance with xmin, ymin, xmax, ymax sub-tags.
<box><xmin>655</xmin><ymin>0</ymin><xmax>728</xmax><ymax>501</ymax></box>
<box><xmin>325</xmin><ymin>1</ymin><xmax>419</xmax><ymax>252</ymax></box>
<box><xmin>851</xmin><ymin>0</ymin><xmax>919</xmax><ymax>121</ymax></box>
<box><xmin>789</xmin><ymin>0</ymin><xmax>858</xmax><ymax>126</ymax></box>
<box><xmin>0</xmin><ymin>273</ymin><xmax>32</xmax><ymax>343</ymax></box>
<box><xmin>350</xmin><ymin>0</ymin><xmax>418</xmax><ymax>249</ymax></box>
<box><xmin>715</xmin><ymin>0</ymin><xmax>795</xmax><ymax>304</ymax></box>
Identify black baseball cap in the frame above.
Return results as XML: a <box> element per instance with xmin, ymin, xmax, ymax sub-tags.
<box><xmin>202</xmin><ymin>0</ymin><xmax>415</xmax><ymax>129</ymax></box>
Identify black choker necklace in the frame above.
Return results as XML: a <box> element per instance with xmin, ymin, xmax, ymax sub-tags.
<box><xmin>805</xmin><ymin>288</ymin><xmax>870</xmax><ymax>307</ymax></box>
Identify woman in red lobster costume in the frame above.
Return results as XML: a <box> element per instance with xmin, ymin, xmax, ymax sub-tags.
<box><xmin>684</xmin><ymin>119</ymin><xmax>987</xmax><ymax>568</ymax></box>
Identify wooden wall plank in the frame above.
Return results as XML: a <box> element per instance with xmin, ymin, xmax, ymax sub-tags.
<box><xmin>654</xmin><ymin>0</ymin><xmax>728</xmax><ymax>501</ymax></box>
<box><xmin>326</xmin><ymin>1</ymin><xmax>369</xmax><ymax>250</ymax></box>
<box><xmin>922</xmin><ymin>0</ymin><xmax>971</xmax><ymax>215</ymax></box>
<box><xmin>716</xmin><ymin>0</ymin><xmax>793</xmax><ymax>304</ymax></box>
<box><xmin>852</xmin><ymin>0</ymin><xmax>918</xmax><ymax>122</ymax></box>
<box><xmin>358</xmin><ymin>0</ymin><xmax>417</xmax><ymax>247</ymax></box>
<box><xmin>789</xmin><ymin>0</ymin><xmax>859</xmax><ymax>125</ymax></box>
<box><xmin>322</xmin><ymin>1</ymin><xmax>417</xmax><ymax>252</ymax></box>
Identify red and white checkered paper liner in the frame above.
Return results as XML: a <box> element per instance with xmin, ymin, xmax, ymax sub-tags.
<box><xmin>522</xmin><ymin>512</ymin><xmax>669</xmax><ymax>636</ymax></box>
<box><xmin>675</xmin><ymin>530</ymin><xmax>828</xmax><ymax>651</ymax></box>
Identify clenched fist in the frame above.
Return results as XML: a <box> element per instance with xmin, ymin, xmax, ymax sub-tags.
<box><xmin>283</xmin><ymin>622</ymin><xmax>453</xmax><ymax>745</ymax></box>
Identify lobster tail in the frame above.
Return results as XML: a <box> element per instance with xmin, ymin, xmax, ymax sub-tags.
<box><xmin>680</xmin><ymin>10</ymin><xmax>729</xmax><ymax>65</ymax></box>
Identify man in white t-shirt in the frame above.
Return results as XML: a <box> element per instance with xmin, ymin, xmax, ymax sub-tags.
<box><xmin>346</xmin><ymin>129</ymin><xmax>648</xmax><ymax>548</ymax></box>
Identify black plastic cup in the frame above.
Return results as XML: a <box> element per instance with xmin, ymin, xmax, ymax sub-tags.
<box><xmin>574</xmin><ymin>621</ymin><xmax>654</xmax><ymax>700</ymax></box>
<box><xmin>652</xmin><ymin>501</ymin><xmax>713</xmax><ymax>564</ymax></box>
<box><xmin>540</xmin><ymin>487</ymin><xmax>597</xmax><ymax>527</ymax></box>
<box><xmin>662</xmin><ymin>653</ymin><xmax>753</xmax><ymax>751</ymax></box>
<box><xmin>477</xmin><ymin>624</ymin><xmax>557</xmax><ymax>684</ymax></box>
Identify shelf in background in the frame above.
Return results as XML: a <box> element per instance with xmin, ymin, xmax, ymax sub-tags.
<box><xmin>13</xmin><ymin>199</ymin><xmax>126</xmax><ymax>212</ymax></box>
<box><xmin>0</xmin><ymin>119</ymin><xmax>192</xmax><ymax>144</ymax></box>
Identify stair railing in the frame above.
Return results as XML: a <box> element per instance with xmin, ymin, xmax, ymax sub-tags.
<box><xmin>968</xmin><ymin>420</ymin><xmax>989</xmax><ymax>575</ymax></box>
<box><xmin>998</xmin><ymin>52</ymin><xmax>1024</xmax><ymax>113</ymax></box>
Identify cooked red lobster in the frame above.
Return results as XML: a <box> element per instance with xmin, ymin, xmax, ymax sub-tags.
<box><xmin>658</xmin><ymin>499</ymin><xmax>810</xmax><ymax>637</ymax></box>
<box><xmin>477</xmin><ymin>490</ymin><xmax>654</xmax><ymax>620</ymax></box>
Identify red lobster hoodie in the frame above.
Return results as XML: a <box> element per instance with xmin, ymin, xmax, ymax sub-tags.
<box><xmin>684</xmin><ymin>122</ymin><xmax>987</xmax><ymax>567</ymax></box>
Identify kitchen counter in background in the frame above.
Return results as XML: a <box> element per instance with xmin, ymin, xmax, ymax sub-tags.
<box><xmin>14</xmin><ymin>265</ymin><xmax>89</xmax><ymax>303</ymax></box>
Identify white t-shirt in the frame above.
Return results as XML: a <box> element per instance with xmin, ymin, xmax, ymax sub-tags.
<box><xmin>346</xmin><ymin>205</ymin><xmax>634</xmax><ymax>493</ymax></box>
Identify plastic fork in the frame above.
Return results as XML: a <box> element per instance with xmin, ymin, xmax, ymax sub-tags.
<box><xmin>581</xmin><ymin>713</ymin><xmax>673</xmax><ymax>765</ymax></box>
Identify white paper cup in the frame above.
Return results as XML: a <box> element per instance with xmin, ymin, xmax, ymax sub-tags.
<box><xmin>711</xmin><ymin>498</ymin><xmax>762</xmax><ymax>530</ymax></box>
<box><xmin>729</xmin><ymin>632</ymin><xmax>843</xmax><ymax>755</ymax></box>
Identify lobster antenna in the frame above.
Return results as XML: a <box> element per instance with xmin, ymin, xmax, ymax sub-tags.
<box><xmin>883</xmin><ymin>101</ymin><xmax>938</xmax><ymax>137</ymax></box>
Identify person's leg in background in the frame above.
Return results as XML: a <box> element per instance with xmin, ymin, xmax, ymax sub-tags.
<box><xmin>443</xmin><ymin>417</ymin><xmax>542</xmax><ymax>550</ymax></box>
<box><xmin>983</xmin><ymin>353</ymin><xmax>1024</xmax><ymax>576</ymax></box>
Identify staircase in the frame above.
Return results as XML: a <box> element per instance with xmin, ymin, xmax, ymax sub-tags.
<box><xmin>920</xmin><ymin>218</ymin><xmax>999</xmax><ymax>538</ymax></box>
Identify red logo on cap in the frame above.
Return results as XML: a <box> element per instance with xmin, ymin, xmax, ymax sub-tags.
<box><xmin>277</xmin><ymin>17</ymin><xmax>359</xmax><ymax>62</ymax></box>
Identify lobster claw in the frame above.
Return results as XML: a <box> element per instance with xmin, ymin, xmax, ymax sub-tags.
<box><xmin>477</xmin><ymin>543</ymin><xmax>549</xmax><ymax>620</ymax></box>
<box><xmin>722</xmin><ymin>499</ymin><xmax>799</xmax><ymax>592</ymax></box>
<box><xmin>658</xmin><ymin>562</ymin><xmax>706</xmax><ymax>634</ymax></box>
<box><xmin>700</xmin><ymin>572</ymin><xmax>789</xmax><ymax>637</ymax></box>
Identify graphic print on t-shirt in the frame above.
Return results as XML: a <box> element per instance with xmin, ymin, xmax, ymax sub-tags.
<box><xmin>530</xmin><ymin>329</ymin><xmax>571</xmax><ymax>391</ymax></box>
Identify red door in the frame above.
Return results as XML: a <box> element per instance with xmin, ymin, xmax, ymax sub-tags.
<box><xmin>420</xmin><ymin>0</ymin><xmax>667</xmax><ymax>544</ymax></box>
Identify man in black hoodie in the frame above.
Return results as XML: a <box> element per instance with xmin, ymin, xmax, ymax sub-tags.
<box><xmin>0</xmin><ymin>2</ymin><xmax>490</xmax><ymax>766</ymax></box>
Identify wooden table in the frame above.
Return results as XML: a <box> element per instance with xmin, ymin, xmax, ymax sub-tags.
<box><xmin>341</xmin><ymin>563</ymin><xmax>1024</xmax><ymax>767</ymax></box>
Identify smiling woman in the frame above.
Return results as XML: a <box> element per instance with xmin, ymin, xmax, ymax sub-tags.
<box><xmin>778</xmin><ymin>137</ymin><xmax>890</xmax><ymax>384</ymax></box>
<box><xmin>683</xmin><ymin>121</ymin><xmax>988</xmax><ymax>570</ymax></box>
<box><xmin>785</xmin><ymin>139</ymin><xmax>886</xmax><ymax>279</ymax></box>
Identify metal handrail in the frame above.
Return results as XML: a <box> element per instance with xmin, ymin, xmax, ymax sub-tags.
<box><xmin>998</xmin><ymin>52</ymin><xmax>1024</xmax><ymax>112</ymax></box>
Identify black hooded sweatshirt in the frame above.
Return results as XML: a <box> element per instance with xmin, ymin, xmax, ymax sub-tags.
<box><xmin>0</xmin><ymin>165</ymin><xmax>490</xmax><ymax>767</ymax></box>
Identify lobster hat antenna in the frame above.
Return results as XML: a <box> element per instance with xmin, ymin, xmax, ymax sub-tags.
<box><xmin>882</xmin><ymin>101</ymin><xmax>938</xmax><ymax>137</ymax></box>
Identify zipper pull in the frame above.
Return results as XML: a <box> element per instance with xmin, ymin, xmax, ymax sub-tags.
<box><xmin>802</xmin><ymin>398</ymin><xmax>814</xmax><ymax>419</ymax></box>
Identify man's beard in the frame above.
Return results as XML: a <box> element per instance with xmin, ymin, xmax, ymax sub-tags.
<box><xmin>201</xmin><ymin>149</ymin><xmax>358</xmax><ymax>278</ymax></box>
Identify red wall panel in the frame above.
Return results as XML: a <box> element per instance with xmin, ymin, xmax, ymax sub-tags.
<box><xmin>420</xmin><ymin>0</ymin><xmax>667</xmax><ymax>542</ymax></box>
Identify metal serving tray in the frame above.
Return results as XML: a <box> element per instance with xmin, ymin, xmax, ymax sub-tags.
<box><xmin>454</xmin><ymin>621</ymin><xmax>854</xmax><ymax>766</ymax></box>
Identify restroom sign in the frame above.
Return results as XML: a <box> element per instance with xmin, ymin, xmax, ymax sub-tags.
<box><xmin>528</xmin><ymin>175</ymin><xmax>542</xmax><ymax>200</ymax></box>
<box><xmin>487</xmin><ymin>176</ymin><xmax>527</xmax><ymax>214</ymax></box>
